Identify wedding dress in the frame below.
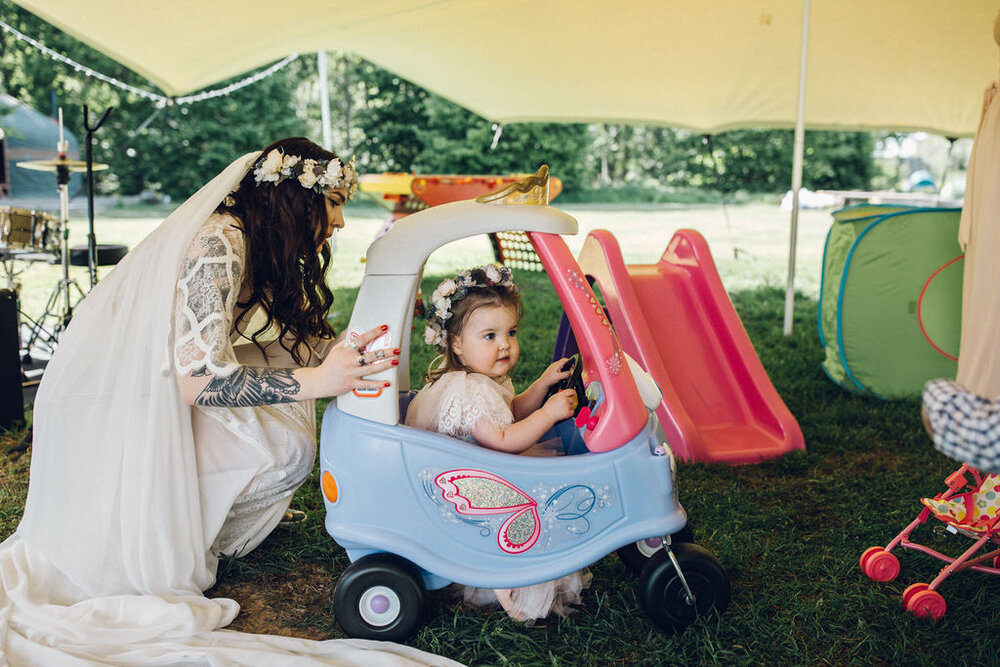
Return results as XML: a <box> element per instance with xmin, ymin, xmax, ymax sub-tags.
<box><xmin>0</xmin><ymin>152</ymin><xmax>460</xmax><ymax>665</ymax></box>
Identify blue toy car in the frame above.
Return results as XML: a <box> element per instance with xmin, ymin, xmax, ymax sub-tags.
<box><xmin>320</xmin><ymin>174</ymin><xmax>730</xmax><ymax>640</ymax></box>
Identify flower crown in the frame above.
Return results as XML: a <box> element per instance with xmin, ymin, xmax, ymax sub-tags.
<box><xmin>423</xmin><ymin>264</ymin><xmax>517</xmax><ymax>348</ymax></box>
<box><xmin>251</xmin><ymin>148</ymin><xmax>359</xmax><ymax>199</ymax></box>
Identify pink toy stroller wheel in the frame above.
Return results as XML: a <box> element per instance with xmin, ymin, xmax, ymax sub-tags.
<box><xmin>901</xmin><ymin>583</ymin><xmax>928</xmax><ymax>609</ymax></box>
<box><xmin>860</xmin><ymin>547</ymin><xmax>900</xmax><ymax>582</ymax></box>
<box><xmin>859</xmin><ymin>546</ymin><xmax>882</xmax><ymax>570</ymax></box>
<box><xmin>905</xmin><ymin>588</ymin><xmax>946</xmax><ymax>620</ymax></box>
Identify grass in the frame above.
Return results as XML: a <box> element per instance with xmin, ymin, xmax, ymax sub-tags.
<box><xmin>4</xmin><ymin>202</ymin><xmax>993</xmax><ymax>664</ymax></box>
<box><xmin>4</xmin><ymin>271</ymin><xmax>998</xmax><ymax>665</ymax></box>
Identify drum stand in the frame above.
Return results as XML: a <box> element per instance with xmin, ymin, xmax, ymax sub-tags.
<box><xmin>21</xmin><ymin>156</ymin><xmax>86</xmax><ymax>355</ymax></box>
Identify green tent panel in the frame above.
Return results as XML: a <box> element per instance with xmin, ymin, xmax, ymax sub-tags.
<box><xmin>818</xmin><ymin>205</ymin><xmax>963</xmax><ymax>398</ymax></box>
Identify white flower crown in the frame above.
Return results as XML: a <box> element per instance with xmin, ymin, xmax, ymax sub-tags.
<box><xmin>423</xmin><ymin>264</ymin><xmax>516</xmax><ymax>348</ymax></box>
<box><xmin>251</xmin><ymin>148</ymin><xmax>359</xmax><ymax>199</ymax></box>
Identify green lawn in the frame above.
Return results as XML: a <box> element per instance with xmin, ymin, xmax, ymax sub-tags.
<box><xmin>4</xmin><ymin>205</ymin><xmax>995</xmax><ymax>665</ymax></box>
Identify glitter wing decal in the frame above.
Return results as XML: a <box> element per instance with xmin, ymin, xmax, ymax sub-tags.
<box><xmin>434</xmin><ymin>469</ymin><xmax>540</xmax><ymax>554</ymax></box>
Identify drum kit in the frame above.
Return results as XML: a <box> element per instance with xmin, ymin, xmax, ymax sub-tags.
<box><xmin>1</xmin><ymin>107</ymin><xmax>116</xmax><ymax>381</ymax></box>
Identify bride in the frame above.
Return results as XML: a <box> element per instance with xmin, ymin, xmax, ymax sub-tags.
<box><xmin>0</xmin><ymin>137</ymin><xmax>457</xmax><ymax>665</ymax></box>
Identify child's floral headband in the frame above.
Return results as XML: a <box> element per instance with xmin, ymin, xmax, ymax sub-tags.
<box><xmin>250</xmin><ymin>148</ymin><xmax>359</xmax><ymax>199</ymax></box>
<box><xmin>423</xmin><ymin>264</ymin><xmax>516</xmax><ymax>348</ymax></box>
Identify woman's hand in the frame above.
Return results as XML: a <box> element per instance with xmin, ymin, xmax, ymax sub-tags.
<box><xmin>542</xmin><ymin>388</ymin><xmax>577</xmax><ymax>422</ymax></box>
<box><xmin>315</xmin><ymin>324</ymin><xmax>400</xmax><ymax>397</ymax></box>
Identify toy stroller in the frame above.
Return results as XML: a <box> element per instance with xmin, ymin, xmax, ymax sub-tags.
<box><xmin>860</xmin><ymin>463</ymin><xmax>1000</xmax><ymax>619</ymax></box>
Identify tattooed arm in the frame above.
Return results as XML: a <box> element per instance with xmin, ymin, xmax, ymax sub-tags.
<box><xmin>172</xmin><ymin>218</ymin><xmax>399</xmax><ymax>407</ymax></box>
<box><xmin>191</xmin><ymin>366</ymin><xmax>301</xmax><ymax>407</ymax></box>
<box><xmin>177</xmin><ymin>324</ymin><xmax>399</xmax><ymax>407</ymax></box>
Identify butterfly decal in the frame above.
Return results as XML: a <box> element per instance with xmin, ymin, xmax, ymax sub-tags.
<box><xmin>435</xmin><ymin>469</ymin><xmax>540</xmax><ymax>554</ymax></box>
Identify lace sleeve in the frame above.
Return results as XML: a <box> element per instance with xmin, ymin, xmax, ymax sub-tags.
<box><xmin>437</xmin><ymin>372</ymin><xmax>514</xmax><ymax>437</ymax></box>
<box><xmin>173</xmin><ymin>216</ymin><xmax>244</xmax><ymax>377</ymax></box>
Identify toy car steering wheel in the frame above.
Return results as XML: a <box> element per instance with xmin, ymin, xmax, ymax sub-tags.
<box><xmin>546</xmin><ymin>354</ymin><xmax>588</xmax><ymax>417</ymax></box>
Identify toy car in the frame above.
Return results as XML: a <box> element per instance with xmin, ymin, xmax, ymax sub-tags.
<box><xmin>320</xmin><ymin>176</ymin><xmax>730</xmax><ymax>640</ymax></box>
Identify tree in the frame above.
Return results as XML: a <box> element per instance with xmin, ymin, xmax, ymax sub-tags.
<box><xmin>688</xmin><ymin>129</ymin><xmax>877</xmax><ymax>195</ymax></box>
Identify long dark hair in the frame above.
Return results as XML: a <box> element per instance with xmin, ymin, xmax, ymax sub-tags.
<box><xmin>216</xmin><ymin>137</ymin><xmax>339</xmax><ymax>365</ymax></box>
<box><xmin>427</xmin><ymin>284</ymin><xmax>523</xmax><ymax>383</ymax></box>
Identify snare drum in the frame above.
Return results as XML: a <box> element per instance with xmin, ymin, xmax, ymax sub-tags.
<box><xmin>0</xmin><ymin>207</ymin><xmax>56</xmax><ymax>253</ymax></box>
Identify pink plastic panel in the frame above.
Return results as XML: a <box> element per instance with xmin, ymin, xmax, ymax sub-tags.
<box><xmin>528</xmin><ymin>232</ymin><xmax>647</xmax><ymax>452</ymax></box>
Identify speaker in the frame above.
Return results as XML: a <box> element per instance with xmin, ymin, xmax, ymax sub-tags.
<box><xmin>0</xmin><ymin>289</ymin><xmax>24</xmax><ymax>430</ymax></box>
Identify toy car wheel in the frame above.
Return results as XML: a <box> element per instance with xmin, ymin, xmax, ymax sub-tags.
<box><xmin>334</xmin><ymin>553</ymin><xmax>426</xmax><ymax>641</ymax></box>
<box><xmin>638</xmin><ymin>542</ymin><xmax>730</xmax><ymax>633</ymax></box>
<box><xmin>862</xmin><ymin>549</ymin><xmax>900</xmax><ymax>582</ymax></box>
<box><xmin>618</xmin><ymin>523</ymin><xmax>695</xmax><ymax>574</ymax></box>
<box><xmin>901</xmin><ymin>582</ymin><xmax>929</xmax><ymax>609</ymax></box>
<box><xmin>905</xmin><ymin>588</ymin><xmax>946</xmax><ymax>620</ymax></box>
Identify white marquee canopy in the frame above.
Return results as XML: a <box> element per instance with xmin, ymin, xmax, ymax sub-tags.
<box><xmin>10</xmin><ymin>0</ymin><xmax>999</xmax><ymax>137</ymax></box>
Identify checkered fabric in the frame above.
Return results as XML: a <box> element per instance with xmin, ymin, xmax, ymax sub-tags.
<box><xmin>923</xmin><ymin>379</ymin><xmax>1000</xmax><ymax>474</ymax></box>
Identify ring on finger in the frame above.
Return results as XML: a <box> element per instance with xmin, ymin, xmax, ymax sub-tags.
<box><xmin>374</xmin><ymin>349</ymin><xmax>386</xmax><ymax>360</ymax></box>
<box><xmin>349</xmin><ymin>340</ymin><xmax>361</xmax><ymax>352</ymax></box>
<box><xmin>357</xmin><ymin>354</ymin><xmax>367</xmax><ymax>366</ymax></box>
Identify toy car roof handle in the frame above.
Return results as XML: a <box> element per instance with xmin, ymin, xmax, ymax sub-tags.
<box><xmin>365</xmin><ymin>200</ymin><xmax>577</xmax><ymax>275</ymax></box>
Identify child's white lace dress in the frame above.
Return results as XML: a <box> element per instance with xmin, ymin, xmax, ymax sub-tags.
<box><xmin>405</xmin><ymin>370</ymin><xmax>592</xmax><ymax>622</ymax></box>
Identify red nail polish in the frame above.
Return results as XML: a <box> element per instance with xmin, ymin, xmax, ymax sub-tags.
<box><xmin>381</xmin><ymin>324</ymin><xmax>389</xmax><ymax>332</ymax></box>
<box><xmin>384</xmin><ymin>381</ymin><xmax>391</xmax><ymax>387</ymax></box>
<box><xmin>391</xmin><ymin>359</ymin><xmax>399</xmax><ymax>366</ymax></box>
<box><xmin>393</xmin><ymin>348</ymin><xmax>401</xmax><ymax>355</ymax></box>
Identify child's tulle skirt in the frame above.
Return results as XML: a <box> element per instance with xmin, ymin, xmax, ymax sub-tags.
<box><xmin>461</xmin><ymin>569</ymin><xmax>593</xmax><ymax>624</ymax></box>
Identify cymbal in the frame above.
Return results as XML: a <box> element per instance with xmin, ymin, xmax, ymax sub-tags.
<box><xmin>16</xmin><ymin>158</ymin><xmax>109</xmax><ymax>173</ymax></box>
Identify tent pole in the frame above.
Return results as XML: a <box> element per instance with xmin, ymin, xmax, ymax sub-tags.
<box><xmin>784</xmin><ymin>0</ymin><xmax>811</xmax><ymax>336</ymax></box>
<box><xmin>318</xmin><ymin>51</ymin><xmax>332</xmax><ymax>150</ymax></box>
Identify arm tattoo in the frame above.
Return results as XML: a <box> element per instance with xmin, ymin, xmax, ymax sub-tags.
<box><xmin>194</xmin><ymin>366</ymin><xmax>301</xmax><ymax>407</ymax></box>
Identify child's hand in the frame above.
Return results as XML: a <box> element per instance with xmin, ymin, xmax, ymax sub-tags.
<box><xmin>543</xmin><ymin>388</ymin><xmax>577</xmax><ymax>422</ymax></box>
<box><xmin>539</xmin><ymin>357</ymin><xmax>574</xmax><ymax>389</ymax></box>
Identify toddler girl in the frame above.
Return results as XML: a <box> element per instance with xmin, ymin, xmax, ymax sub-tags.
<box><xmin>404</xmin><ymin>264</ymin><xmax>591</xmax><ymax>621</ymax></box>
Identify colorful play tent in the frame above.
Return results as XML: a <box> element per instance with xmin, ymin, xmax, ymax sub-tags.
<box><xmin>818</xmin><ymin>205</ymin><xmax>963</xmax><ymax>398</ymax></box>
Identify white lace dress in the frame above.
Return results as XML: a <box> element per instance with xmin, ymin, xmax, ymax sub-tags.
<box><xmin>405</xmin><ymin>371</ymin><xmax>591</xmax><ymax>623</ymax></box>
<box><xmin>174</xmin><ymin>213</ymin><xmax>319</xmax><ymax>557</ymax></box>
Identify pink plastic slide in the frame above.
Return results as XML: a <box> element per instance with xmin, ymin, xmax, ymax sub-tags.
<box><xmin>576</xmin><ymin>229</ymin><xmax>805</xmax><ymax>464</ymax></box>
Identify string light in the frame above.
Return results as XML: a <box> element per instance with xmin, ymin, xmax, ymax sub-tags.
<box><xmin>0</xmin><ymin>19</ymin><xmax>298</xmax><ymax>105</ymax></box>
